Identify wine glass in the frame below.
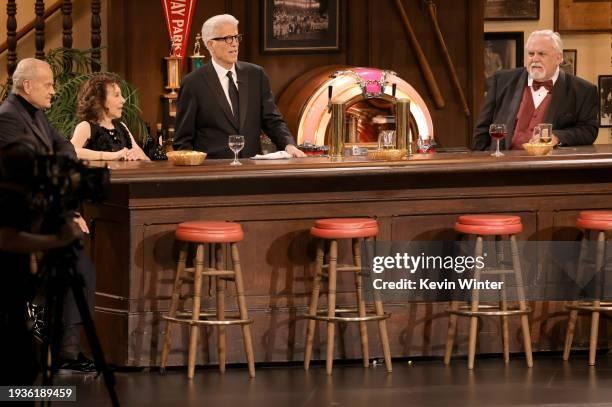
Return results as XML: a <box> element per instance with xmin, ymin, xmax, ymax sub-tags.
<box><xmin>228</xmin><ymin>135</ymin><xmax>244</xmax><ymax>166</ymax></box>
<box><xmin>489</xmin><ymin>123</ymin><xmax>507</xmax><ymax>157</ymax></box>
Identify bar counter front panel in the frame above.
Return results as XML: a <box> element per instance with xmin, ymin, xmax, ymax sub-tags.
<box><xmin>86</xmin><ymin>146</ymin><xmax>612</xmax><ymax>366</ymax></box>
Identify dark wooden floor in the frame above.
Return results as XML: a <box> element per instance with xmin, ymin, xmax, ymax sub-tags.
<box><xmin>53</xmin><ymin>353</ymin><xmax>612</xmax><ymax>407</ymax></box>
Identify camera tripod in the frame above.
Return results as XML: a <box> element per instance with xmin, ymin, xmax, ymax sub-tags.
<box><xmin>37</xmin><ymin>242</ymin><xmax>119</xmax><ymax>407</ymax></box>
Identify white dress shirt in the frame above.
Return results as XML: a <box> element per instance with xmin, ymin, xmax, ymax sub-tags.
<box><xmin>211</xmin><ymin>59</ymin><xmax>238</xmax><ymax>114</ymax></box>
<box><xmin>527</xmin><ymin>67</ymin><xmax>559</xmax><ymax>109</ymax></box>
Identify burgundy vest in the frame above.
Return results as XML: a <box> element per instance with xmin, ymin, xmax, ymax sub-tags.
<box><xmin>510</xmin><ymin>86</ymin><xmax>552</xmax><ymax>150</ymax></box>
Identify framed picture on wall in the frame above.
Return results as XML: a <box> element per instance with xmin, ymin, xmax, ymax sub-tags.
<box><xmin>560</xmin><ymin>49</ymin><xmax>577</xmax><ymax>76</ymax></box>
<box><xmin>484</xmin><ymin>0</ymin><xmax>539</xmax><ymax>21</ymax></box>
<box><xmin>261</xmin><ymin>0</ymin><xmax>340</xmax><ymax>53</ymax></box>
<box><xmin>484</xmin><ymin>32</ymin><xmax>524</xmax><ymax>83</ymax></box>
<box><xmin>555</xmin><ymin>0</ymin><xmax>612</xmax><ymax>33</ymax></box>
<box><xmin>600</xmin><ymin>75</ymin><xmax>612</xmax><ymax>128</ymax></box>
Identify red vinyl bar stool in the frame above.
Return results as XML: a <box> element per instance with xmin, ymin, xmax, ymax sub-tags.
<box><xmin>160</xmin><ymin>221</ymin><xmax>255</xmax><ymax>379</ymax></box>
<box><xmin>444</xmin><ymin>215</ymin><xmax>533</xmax><ymax>369</ymax></box>
<box><xmin>303</xmin><ymin>218</ymin><xmax>392</xmax><ymax>375</ymax></box>
<box><xmin>563</xmin><ymin>210</ymin><xmax>612</xmax><ymax>366</ymax></box>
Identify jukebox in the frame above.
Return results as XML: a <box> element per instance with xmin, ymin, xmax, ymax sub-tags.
<box><xmin>278</xmin><ymin>66</ymin><xmax>434</xmax><ymax>156</ymax></box>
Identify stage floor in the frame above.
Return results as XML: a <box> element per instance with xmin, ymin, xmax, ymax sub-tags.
<box><xmin>54</xmin><ymin>353</ymin><xmax>612</xmax><ymax>406</ymax></box>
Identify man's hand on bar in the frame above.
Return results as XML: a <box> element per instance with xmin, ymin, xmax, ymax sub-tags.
<box><xmin>285</xmin><ymin>144</ymin><xmax>307</xmax><ymax>158</ymax></box>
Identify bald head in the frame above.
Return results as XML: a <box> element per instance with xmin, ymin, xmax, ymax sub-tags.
<box><xmin>11</xmin><ymin>58</ymin><xmax>55</xmax><ymax>110</ymax></box>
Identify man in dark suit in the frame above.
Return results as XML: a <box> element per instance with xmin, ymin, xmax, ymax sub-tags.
<box><xmin>0</xmin><ymin>59</ymin><xmax>75</xmax><ymax>158</ymax></box>
<box><xmin>473</xmin><ymin>30</ymin><xmax>598</xmax><ymax>151</ymax></box>
<box><xmin>0</xmin><ymin>58</ymin><xmax>96</xmax><ymax>373</ymax></box>
<box><xmin>173</xmin><ymin>14</ymin><xmax>306</xmax><ymax>159</ymax></box>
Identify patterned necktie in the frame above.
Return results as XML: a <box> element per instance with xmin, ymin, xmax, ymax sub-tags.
<box><xmin>532</xmin><ymin>80</ymin><xmax>553</xmax><ymax>92</ymax></box>
<box><xmin>227</xmin><ymin>71</ymin><xmax>240</xmax><ymax>122</ymax></box>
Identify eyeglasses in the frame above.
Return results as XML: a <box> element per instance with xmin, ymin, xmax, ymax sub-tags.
<box><xmin>211</xmin><ymin>34</ymin><xmax>243</xmax><ymax>44</ymax></box>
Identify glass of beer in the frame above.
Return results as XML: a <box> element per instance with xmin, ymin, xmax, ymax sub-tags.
<box><xmin>378</xmin><ymin>130</ymin><xmax>396</xmax><ymax>150</ymax></box>
<box><xmin>534</xmin><ymin>123</ymin><xmax>553</xmax><ymax>144</ymax></box>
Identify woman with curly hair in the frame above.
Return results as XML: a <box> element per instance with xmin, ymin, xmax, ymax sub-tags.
<box><xmin>71</xmin><ymin>74</ymin><xmax>149</xmax><ymax>161</ymax></box>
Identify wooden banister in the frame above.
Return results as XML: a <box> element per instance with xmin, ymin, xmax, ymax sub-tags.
<box><xmin>91</xmin><ymin>0</ymin><xmax>101</xmax><ymax>71</ymax></box>
<box><xmin>0</xmin><ymin>0</ymin><xmax>63</xmax><ymax>56</ymax></box>
<box><xmin>35</xmin><ymin>0</ymin><xmax>45</xmax><ymax>59</ymax></box>
<box><xmin>6</xmin><ymin>0</ymin><xmax>16</xmax><ymax>76</ymax></box>
<box><xmin>62</xmin><ymin>0</ymin><xmax>72</xmax><ymax>49</ymax></box>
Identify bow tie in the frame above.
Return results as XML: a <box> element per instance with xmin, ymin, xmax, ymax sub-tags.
<box><xmin>532</xmin><ymin>80</ymin><xmax>553</xmax><ymax>92</ymax></box>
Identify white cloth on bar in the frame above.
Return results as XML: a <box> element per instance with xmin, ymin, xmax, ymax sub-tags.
<box><xmin>251</xmin><ymin>151</ymin><xmax>292</xmax><ymax>160</ymax></box>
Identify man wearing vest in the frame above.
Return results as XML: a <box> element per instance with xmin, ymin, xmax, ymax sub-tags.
<box><xmin>472</xmin><ymin>30</ymin><xmax>598</xmax><ymax>151</ymax></box>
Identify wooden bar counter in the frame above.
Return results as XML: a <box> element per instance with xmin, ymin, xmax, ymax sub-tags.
<box><xmin>86</xmin><ymin>145</ymin><xmax>612</xmax><ymax>367</ymax></box>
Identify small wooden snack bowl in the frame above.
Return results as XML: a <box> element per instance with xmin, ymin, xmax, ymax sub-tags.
<box><xmin>367</xmin><ymin>149</ymin><xmax>407</xmax><ymax>161</ymax></box>
<box><xmin>522</xmin><ymin>143</ymin><xmax>553</xmax><ymax>156</ymax></box>
<box><xmin>166</xmin><ymin>150</ymin><xmax>207</xmax><ymax>165</ymax></box>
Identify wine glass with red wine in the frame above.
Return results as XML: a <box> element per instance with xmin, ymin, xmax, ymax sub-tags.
<box><xmin>489</xmin><ymin>123</ymin><xmax>507</xmax><ymax>157</ymax></box>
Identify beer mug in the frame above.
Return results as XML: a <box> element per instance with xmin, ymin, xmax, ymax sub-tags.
<box><xmin>378</xmin><ymin>130</ymin><xmax>396</xmax><ymax>150</ymax></box>
<box><xmin>532</xmin><ymin>123</ymin><xmax>553</xmax><ymax>144</ymax></box>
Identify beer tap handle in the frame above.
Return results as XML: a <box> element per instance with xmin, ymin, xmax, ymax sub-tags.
<box><xmin>327</xmin><ymin>85</ymin><xmax>333</xmax><ymax>113</ymax></box>
<box><xmin>392</xmin><ymin>83</ymin><xmax>397</xmax><ymax>99</ymax></box>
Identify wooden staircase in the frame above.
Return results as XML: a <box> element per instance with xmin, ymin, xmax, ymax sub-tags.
<box><xmin>1</xmin><ymin>0</ymin><xmax>102</xmax><ymax>77</ymax></box>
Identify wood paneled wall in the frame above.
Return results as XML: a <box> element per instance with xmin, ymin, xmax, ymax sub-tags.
<box><xmin>107</xmin><ymin>0</ymin><xmax>484</xmax><ymax>148</ymax></box>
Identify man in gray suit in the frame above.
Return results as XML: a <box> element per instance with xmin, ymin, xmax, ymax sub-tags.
<box><xmin>473</xmin><ymin>30</ymin><xmax>598</xmax><ymax>151</ymax></box>
<box><xmin>173</xmin><ymin>14</ymin><xmax>305</xmax><ymax>159</ymax></box>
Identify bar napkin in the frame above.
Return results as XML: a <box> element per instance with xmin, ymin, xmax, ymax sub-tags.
<box><xmin>251</xmin><ymin>151</ymin><xmax>292</xmax><ymax>160</ymax></box>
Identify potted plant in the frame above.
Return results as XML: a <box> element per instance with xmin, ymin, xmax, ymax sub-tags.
<box><xmin>0</xmin><ymin>47</ymin><xmax>147</xmax><ymax>144</ymax></box>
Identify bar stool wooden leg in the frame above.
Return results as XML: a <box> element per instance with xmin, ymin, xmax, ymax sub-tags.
<box><xmin>374</xmin><ymin>296</ymin><xmax>392</xmax><ymax>372</ymax></box>
<box><xmin>326</xmin><ymin>239</ymin><xmax>338</xmax><ymax>375</ymax></box>
<box><xmin>589</xmin><ymin>302</ymin><xmax>600</xmax><ymax>366</ymax></box>
<box><xmin>564</xmin><ymin>233</ymin><xmax>588</xmax><ymax>360</ymax></box>
<box><xmin>353</xmin><ymin>238</ymin><xmax>370</xmax><ymax>367</ymax></box>
<box><xmin>187</xmin><ymin>244</ymin><xmax>205</xmax><ymax>379</ymax></box>
<box><xmin>467</xmin><ymin>236</ymin><xmax>483</xmax><ymax>370</ymax></box>
<box><xmin>231</xmin><ymin>243</ymin><xmax>256</xmax><ymax>378</ymax></box>
<box><xmin>467</xmin><ymin>304</ymin><xmax>479</xmax><ymax>370</ymax></box>
<box><xmin>588</xmin><ymin>231</ymin><xmax>606</xmax><ymax>366</ymax></box>
<box><xmin>365</xmin><ymin>238</ymin><xmax>392</xmax><ymax>372</ymax></box>
<box><xmin>510</xmin><ymin>235</ymin><xmax>533</xmax><ymax>368</ymax></box>
<box><xmin>563</xmin><ymin>308</ymin><xmax>578</xmax><ymax>360</ymax></box>
<box><xmin>444</xmin><ymin>227</ymin><xmax>464</xmax><ymax>364</ymax></box>
<box><xmin>495</xmin><ymin>236</ymin><xmax>510</xmax><ymax>364</ymax></box>
<box><xmin>304</xmin><ymin>239</ymin><xmax>325</xmax><ymax>370</ymax></box>
<box><xmin>500</xmin><ymin>286</ymin><xmax>510</xmax><ymax>364</ymax></box>
<box><xmin>518</xmin><ymin>309</ymin><xmax>533</xmax><ymax>368</ymax></box>
<box><xmin>160</xmin><ymin>243</ymin><xmax>188</xmax><ymax>370</ymax></box>
<box><xmin>444</xmin><ymin>301</ymin><xmax>459</xmax><ymax>365</ymax></box>
<box><xmin>215</xmin><ymin>244</ymin><xmax>226</xmax><ymax>373</ymax></box>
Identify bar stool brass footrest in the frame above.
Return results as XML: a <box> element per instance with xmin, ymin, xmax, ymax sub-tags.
<box><xmin>479</xmin><ymin>268</ymin><xmax>517</xmax><ymax>276</ymax></box>
<box><xmin>448</xmin><ymin>304</ymin><xmax>531</xmax><ymax>317</ymax></box>
<box><xmin>163</xmin><ymin>314</ymin><xmax>253</xmax><ymax>326</ymax></box>
<box><xmin>302</xmin><ymin>308</ymin><xmax>390</xmax><ymax>322</ymax></box>
<box><xmin>321</xmin><ymin>264</ymin><xmax>361</xmax><ymax>272</ymax></box>
<box><xmin>178</xmin><ymin>293</ymin><xmax>233</xmax><ymax>301</ymax></box>
<box><xmin>566</xmin><ymin>302</ymin><xmax>612</xmax><ymax>312</ymax></box>
<box><xmin>183</xmin><ymin>266</ymin><xmax>235</xmax><ymax>277</ymax></box>
<box><xmin>174</xmin><ymin>311</ymin><xmax>242</xmax><ymax>319</ymax></box>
